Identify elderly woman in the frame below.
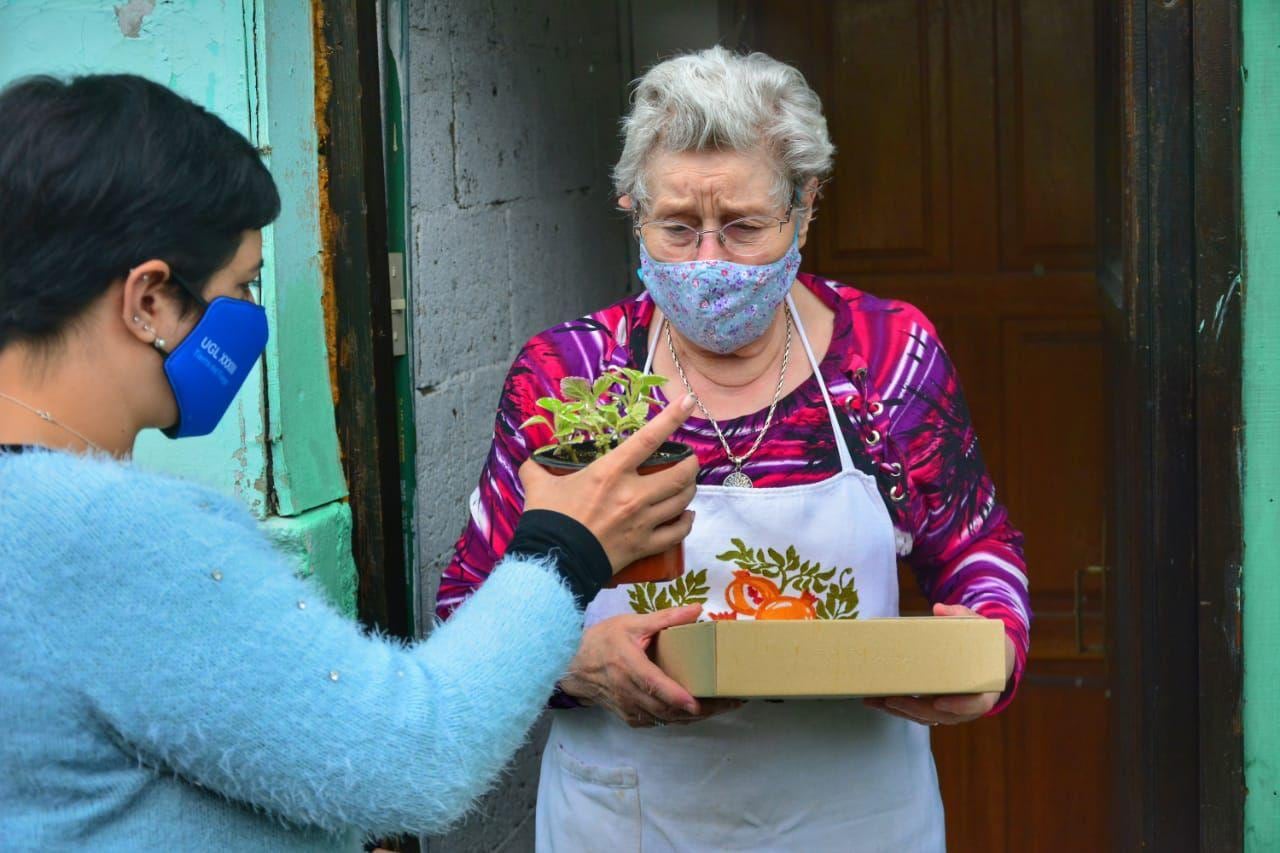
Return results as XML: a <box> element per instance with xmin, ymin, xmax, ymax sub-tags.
<box><xmin>439</xmin><ymin>48</ymin><xmax>1029</xmax><ymax>850</ymax></box>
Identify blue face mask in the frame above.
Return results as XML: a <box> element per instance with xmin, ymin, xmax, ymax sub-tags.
<box><xmin>158</xmin><ymin>290</ymin><xmax>269</xmax><ymax>439</ymax></box>
<box><xmin>638</xmin><ymin>233</ymin><xmax>803</xmax><ymax>355</ymax></box>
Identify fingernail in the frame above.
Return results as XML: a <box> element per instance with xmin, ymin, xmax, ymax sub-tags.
<box><xmin>680</xmin><ymin>394</ymin><xmax>696</xmax><ymax>412</ymax></box>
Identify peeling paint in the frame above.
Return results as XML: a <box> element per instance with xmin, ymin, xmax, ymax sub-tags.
<box><xmin>311</xmin><ymin>0</ymin><xmax>341</xmax><ymax>408</ymax></box>
<box><xmin>251</xmin><ymin>0</ymin><xmax>348</xmax><ymax>518</ymax></box>
<box><xmin>264</xmin><ymin>501</ymin><xmax>357</xmax><ymax>617</ymax></box>
<box><xmin>114</xmin><ymin>0</ymin><xmax>155</xmax><ymax>38</ymax></box>
<box><xmin>1213</xmin><ymin>271</ymin><xmax>1243</xmax><ymax>341</ymax></box>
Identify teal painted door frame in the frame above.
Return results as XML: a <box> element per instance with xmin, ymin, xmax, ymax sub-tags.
<box><xmin>1242</xmin><ymin>2</ymin><xmax>1280</xmax><ymax>849</ymax></box>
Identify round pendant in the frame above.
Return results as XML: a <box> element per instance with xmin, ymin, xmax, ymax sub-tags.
<box><xmin>723</xmin><ymin>470</ymin><xmax>754</xmax><ymax>488</ymax></box>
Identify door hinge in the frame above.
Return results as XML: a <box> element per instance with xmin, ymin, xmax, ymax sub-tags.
<box><xmin>388</xmin><ymin>252</ymin><xmax>407</xmax><ymax>357</ymax></box>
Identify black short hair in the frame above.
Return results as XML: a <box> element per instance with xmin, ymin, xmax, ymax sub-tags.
<box><xmin>0</xmin><ymin>73</ymin><xmax>281</xmax><ymax>351</ymax></box>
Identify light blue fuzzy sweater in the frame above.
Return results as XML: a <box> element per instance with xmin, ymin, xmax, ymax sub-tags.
<box><xmin>0</xmin><ymin>450</ymin><xmax>584</xmax><ymax>850</ymax></box>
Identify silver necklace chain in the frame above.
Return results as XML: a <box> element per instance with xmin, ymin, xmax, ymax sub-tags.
<box><xmin>0</xmin><ymin>391</ymin><xmax>107</xmax><ymax>454</ymax></box>
<box><xmin>665</xmin><ymin>303</ymin><xmax>793</xmax><ymax>487</ymax></box>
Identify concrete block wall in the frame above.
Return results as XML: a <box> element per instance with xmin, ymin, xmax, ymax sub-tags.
<box><xmin>406</xmin><ymin>1</ymin><xmax>633</xmax><ymax>848</ymax></box>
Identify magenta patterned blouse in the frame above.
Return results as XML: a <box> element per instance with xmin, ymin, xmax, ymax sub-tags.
<box><xmin>438</xmin><ymin>273</ymin><xmax>1030</xmax><ymax>711</ymax></box>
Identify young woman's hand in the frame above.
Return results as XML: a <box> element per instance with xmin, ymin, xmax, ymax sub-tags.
<box><xmin>519</xmin><ymin>395</ymin><xmax>700</xmax><ymax>574</ymax></box>
<box><xmin>560</xmin><ymin>605</ymin><xmax>744</xmax><ymax>727</ymax></box>
<box><xmin>863</xmin><ymin>603</ymin><xmax>1017</xmax><ymax>726</ymax></box>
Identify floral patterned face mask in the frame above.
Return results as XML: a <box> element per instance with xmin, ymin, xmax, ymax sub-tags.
<box><xmin>638</xmin><ymin>233</ymin><xmax>802</xmax><ymax>355</ymax></box>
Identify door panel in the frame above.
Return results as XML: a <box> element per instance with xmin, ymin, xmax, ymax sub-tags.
<box><xmin>996</xmin><ymin>0</ymin><xmax>1097</xmax><ymax>269</ymax></box>
<box><xmin>1005</xmin><ymin>673</ymin><xmax>1109</xmax><ymax>851</ymax></box>
<box><xmin>749</xmin><ymin>1</ymin><xmax>1107</xmax><ymax>848</ymax></box>
<box><xmin>824</xmin><ymin>0</ymin><xmax>951</xmax><ymax>270</ymax></box>
<box><xmin>1001</xmin><ymin>317</ymin><xmax>1105</xmax><ymax>658</ymax></box>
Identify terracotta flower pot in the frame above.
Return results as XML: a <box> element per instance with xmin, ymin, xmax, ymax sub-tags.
<box><xmin>532</xmin><ymin>440</ymin><xmax>693</xmax><ymax>588</ymax></box>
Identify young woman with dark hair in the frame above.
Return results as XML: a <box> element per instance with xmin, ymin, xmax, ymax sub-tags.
<box><xmin>0</xmin><ymin>73</ymin><xmax>699</xmax><ymax>849</ymax></box>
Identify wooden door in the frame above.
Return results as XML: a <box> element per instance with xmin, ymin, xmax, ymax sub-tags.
<box><xmin>746</xmin><ymin>1</ymin><xmax>1108</xmax><ymax>849</ymax></box>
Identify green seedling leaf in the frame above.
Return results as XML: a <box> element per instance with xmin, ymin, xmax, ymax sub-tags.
<box><xmin>593</xmin><ymin>373</ymin><xmax>618</xmax><ymax>400</ymax></box>
<box><xmin>560</xmin><ymin>376</ymin><xmax>594</xmax><ymax>402</ymax></box>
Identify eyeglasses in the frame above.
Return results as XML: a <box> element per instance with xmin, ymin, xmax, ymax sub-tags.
<box><xmin>635</xmin><ymin>205</ymin><xmax>797</xmax><ymax>262</ymax></box>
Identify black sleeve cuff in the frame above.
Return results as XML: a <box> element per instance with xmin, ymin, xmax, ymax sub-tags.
<box><xmin>507</xmin><ymin>509</ymin><xmax>613</xmax><ymax>608</ymax></box>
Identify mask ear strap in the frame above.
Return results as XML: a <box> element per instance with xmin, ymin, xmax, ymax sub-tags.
<box><xmin>150</xmin><ymin>273</ymin><xmax>207</xmax><ymax>358</ymax></box>
<box><xmin>167</xmin><ymin>273</ymin><xmax>210</xmax><ymax>310</ymax></box>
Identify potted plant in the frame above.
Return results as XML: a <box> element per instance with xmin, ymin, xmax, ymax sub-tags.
<box><xmin>521</xmin><ymin>366</ymin><xmax>694</xmax><ymax>587</ymax></box>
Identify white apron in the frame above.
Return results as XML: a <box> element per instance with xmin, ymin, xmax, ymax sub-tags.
<box><xmin>536</xmin><ymin>297</ymin><xmax>945</xmax><ymax>852</ymax></box>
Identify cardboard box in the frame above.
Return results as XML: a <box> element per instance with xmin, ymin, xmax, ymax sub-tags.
<box><xmin>653</xmin><ymin>617</ymin><xmax>1007</xmax><ymax>699</ymax></box>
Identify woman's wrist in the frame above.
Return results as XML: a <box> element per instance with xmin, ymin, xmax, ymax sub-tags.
<box><xmin>507</xmin><ymin>509</ymin><xmax>612</xmax><ymax>607</ymax></box>
<box><xmin>550</xmin><ymin>682</ymin><xmax>587</xmax><ymax>709</ymax></box>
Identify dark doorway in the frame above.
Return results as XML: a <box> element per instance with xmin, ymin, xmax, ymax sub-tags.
<box><xmin>1096</xmin><ymin>1</ymin><xmax>1244</xmax><ymax>850</ymax></box>
<box><xmin>737</xmin><ymin>0</ymin><xmax>1244</xmax><ymax>848</ymax></box>
<box><xmin>324</xmin><ymin>1</ymin><xmax>1245</xmax><ymax>848</ymax></box>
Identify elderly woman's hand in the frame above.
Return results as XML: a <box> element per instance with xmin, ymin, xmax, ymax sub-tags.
<box><xmin>520</xmin><ymin>395</ymin><xmax>699</xmax><ymax>575</ymax></box>
<box><xmin>863</xmin><ymin>603</ymin><xmax>1017</xmax><ymax>726</ymax></box>
<box><xmin>561</xmin><ymin>605</ymin><xmax>744</xmax><ymax>727</ymax></box>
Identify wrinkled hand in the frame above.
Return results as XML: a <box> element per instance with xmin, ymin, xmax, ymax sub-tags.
<box><xmin>561</xmin><ymin>605</ymin><xmax>744</xmax><ymax>728</ymax></box>
<box><xmin>863</xmin><ymin>603</ymin><xmax>1017</xmax><ymax>726</ymax></box>
<box><xmin>520</xmin><ymin>395</ymin><xmax>700</xmax><ymax>575</ymax></box>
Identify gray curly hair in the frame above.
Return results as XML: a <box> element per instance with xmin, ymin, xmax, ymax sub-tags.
<box><xmin>613</xmin><ymin>46</ymin><xmax>835</xmax><ymax>215</ymax></box>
